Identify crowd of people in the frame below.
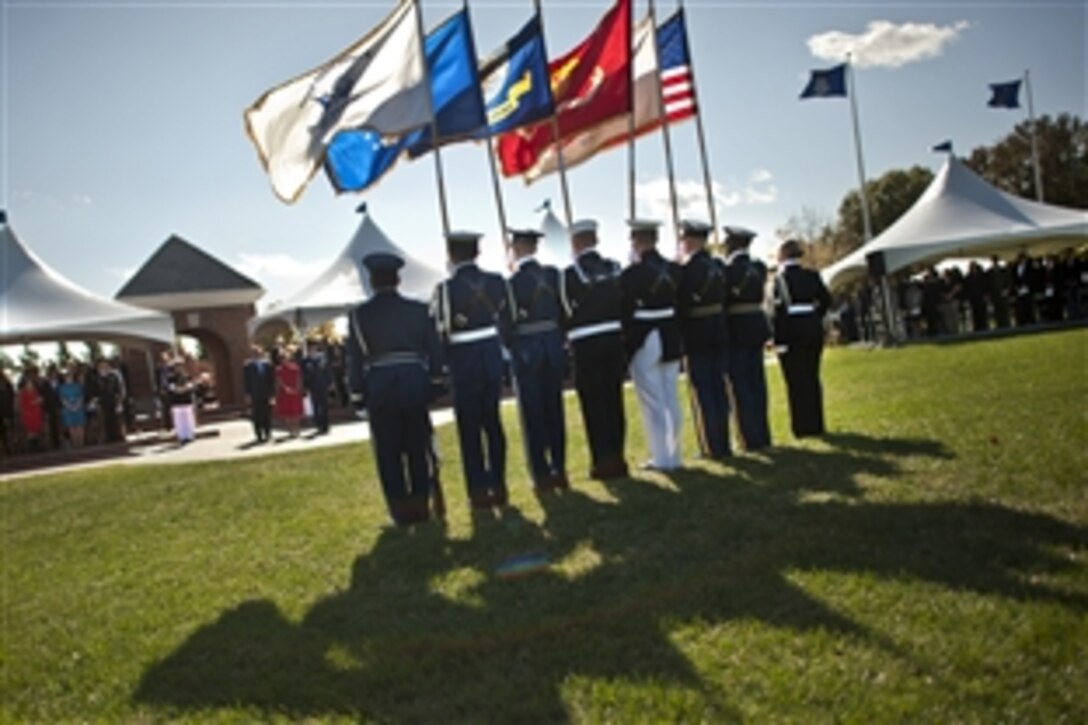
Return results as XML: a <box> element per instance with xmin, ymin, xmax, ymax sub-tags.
<box><xmin>0</xmin><ymin>357</ymin><xmax>133</xmax><ymax>458</ymax></box>
<box><xmin>836</xmin><ymin>248</ymin><xmax>1087</xmax><ymax>343</ymax></box>
<box><xmin>346</xmin><ymin>220</ymin><xmax>833</xmax><ymax>527</ymax></box>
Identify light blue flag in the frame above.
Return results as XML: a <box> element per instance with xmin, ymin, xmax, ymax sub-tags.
<box><xmin>325</xmin><ymin>9</ymin><xmax>485</xmax><ymax>192</ymax></box>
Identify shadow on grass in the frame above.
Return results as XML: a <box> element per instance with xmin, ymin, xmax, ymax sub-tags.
<box><xmin>133</xmin><ymin>432</ymin><xmax>1086</xmax><ymax>721</ymax></box>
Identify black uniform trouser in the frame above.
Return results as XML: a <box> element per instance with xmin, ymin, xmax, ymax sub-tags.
<box><xmin>1015</xmin><ymin>295</ymin><xmax>1036</xmax><ymax>326</ymax></box>
<box><xmin>726</xmin><ymin>346</ymin><xmax>771</xmax><ymax>451</ymax></box>
<box><xmin>778</xmin><ymin>343</ymin><xmax>825</xmax><ymax>438</ymax></box>
<box><xmin>572</xmin><ymin>339</ymin><xmax>626</xmax><ymax>473</ymax></box>
<box><xmin>512</xmin><ymin>347</ymin><xmax>566</xmax><ymax>484</ymax></box>
<box><xmin>368</xmin><ymin>402</ymin><xmax>432</xmax><ymax>524</ymax></box>
<box><xmin>687</xmin><ymin>352</ymin><xmax>730</xmax><ymax>458</ymax></box>
<box><xmin>311</xmin><ymin>391</ymin><xmax>330</xmax><ymax>433</ymax></box>
<box><xmin>251</xmin><ymin>398</ymin><xmax>271</xmax><ymax>441</ymax></box>
<box><xmin>452</xmin><ymin>381</ymin><xmax>507</xmax><ymax>505</ymax></box>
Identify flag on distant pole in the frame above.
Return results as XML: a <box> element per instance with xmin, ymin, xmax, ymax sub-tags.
<box><xmin>987</xmin><ymin>79</ymin><xmax>1022</xmax><ymax>108</ymax></box>
<box><xmin>932</xmin><ymin>140</ymin><xmax>953</xmax><ymax>153</ymax></box>
<box><xmin>988</xmin><ymin>73</ymin><xmax>1043</xmax><ymax>201</ymax></box>
<box><xmin>495</xmin><ymin>0</ymin><xmax>632</xmax><ymax>178</ymax></box>
<box><xmin>799</xmin><ymin>64</ymin><xmax>847</xmax><ymax>99</ymax></box>
<box><xmin>244</xmin><ymin>0</ymin><xmax>430</xmax><ymax>203</ymax></box>
<box><xmin>324</xmin><ymin>8</ymin><xmax>485</xmax><ymax>193</ymax></box>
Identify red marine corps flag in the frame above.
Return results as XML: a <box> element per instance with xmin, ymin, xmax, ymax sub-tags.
<box><xmin>496</xmin><ymin>0</ymin><xmax>632</xmax><ymax>178</ymax></box>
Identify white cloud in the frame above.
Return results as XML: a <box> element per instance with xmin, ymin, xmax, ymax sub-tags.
<box><xmin>808</xmin><ymin>20</ymin><xmax>969</xmax><ymax>69</ymax></box>
<box><xmin>71</xmin><ymin>194</ymin><xmax>94</xmax><ymax>207</ymax></box>
<box><xmin>235</xmin><ymin>252</ymin><xmax>326</xmax><ymax>285</ymax></box>
<box><xmin>635</xmin><ymin>169</ymin><xmax>778</xmax><ymax>223</ymax></box>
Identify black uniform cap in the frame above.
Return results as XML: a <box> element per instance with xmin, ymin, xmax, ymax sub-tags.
<box><xmin>446</xmin><ymin>230</ymin><xmax>482</xmax><ymax>255</ymax></box>
<box><xmin>509</xmin><ymin>228</ymin><xmax>543</xmax><ymax>246</ymax></box>
<box><xmin>362</xmin><ymin>252</ymin><xmax>405</xmax><ymax>273</ymax></box>
<box><xmin>680</xmin><ymin>220</ymin><xmax>712</xmax><ymax>238</ymax></box>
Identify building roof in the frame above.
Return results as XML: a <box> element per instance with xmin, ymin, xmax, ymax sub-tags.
<box><xmin>117</xmin><ymin>234</ymin><xmax>263</xmax><ymax>299</ymax></box>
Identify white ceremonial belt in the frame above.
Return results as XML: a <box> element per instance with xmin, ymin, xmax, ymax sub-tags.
<box><xmin>369</xmin><ymin>352</ymin><xmax>425</xmax><ymax>368</ymax></box>
<box><xmin>568</xmin><ymin>320</ymin><xmax>622</xmax><ymax>341</ymax></box>
<box><xmin>633</xmin><ymin>308</ymin><xmax>674</xmax><ymax>321</ymax></box>
<box><xmin>787</xmin><ymin>304</ymin><xmax>816</xmax><ymax>315</ymax></box>
<box><xmin>449</xmin><ymin>326</ymin><xmax>498</xmax><ymax>345</ymax></box>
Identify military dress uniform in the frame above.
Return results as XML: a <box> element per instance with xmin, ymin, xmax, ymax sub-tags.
<box><xmin>621</xmin><ymin>221</ymin><xmax>684</xmax><ymax>470</ymax></box>
<box><xmin>433</xmin><ymin>233</ymin><xmax>510</xmax><ymax>508</ymax></box>
<box><xmin>561</xmin><ymin>222</ymin><xmax>628</xmax><ymax>479</ymax></box>
<box><xmin>722</xmin><ymin>227</ymin><xmax>772</xmax><ymax>451</ymax></box>
<box><xmin>772</xmin><ymin>254</ymin><xmax>832</xmax><ymax>438</ymax></box>
<box><xmin>677</xmin><ymin>222</ymin><xmax>731</xmax><ymax>459</ymax></box>
<box><xmin>503</xmin><ymin>231</ymin><xmax>569</xmax><ymax>491</ymax></box>
<box><xmin>348</xmin><ymin>253</ymin><xmax>444</xmax><ymax>526</ymax></box>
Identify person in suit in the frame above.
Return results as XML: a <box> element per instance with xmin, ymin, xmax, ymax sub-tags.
<box><xmin>986</xmin><ymin>256</ymin><xmax>1012</xmax><ymax>329</ymax></box>
<box><xmin>771</xmin><ymin>240</ymin><xmax>833</xmax><ymax>438</ymax></box>
<box><xmin>243</xmin><ymin>344</ymin><xmax>275</xmax><ymax>443</ymax></box>
<box><xmin>502</xmin><ymin>228</ymin><xmax>569</xmax><ymax>494</ymax></box>
<box><xmin>1012</xmin><ymin>252</ymin><xmax>1037</xmax><ymax>326</ymax></box>
<box><xmin>303</xmin><ymin>340</ymin><xmax>333</xmax><ymax>435</ymax></box>
<box><xmin>677</xmin><ymin>220</ymin><xmax>731</xmax><ymax>460</ymax></box>
<box><xmin>433</xmin><ymin>231</ymin><xmax>510</xmax><ymax>511</ymax></box>
<box><xmin>560</xmin><ymin>219</ymin><xmax>628</xmax><ymax>480</ymax></box>
<box><xmin>722</xmin><ymin>225</ymin><xmax>772</xmax><ymax>451</ymax></box>
<box><xmin>621</xmin><ymin>219</ymin><xmax>684</xmax><ymax>471</ymax></box>
<box><xmin>348</xmin><ymin>252</ymin><xmax>445</xmax><ymax>527</ymax></box>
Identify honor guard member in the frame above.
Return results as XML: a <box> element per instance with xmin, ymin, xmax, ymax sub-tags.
<box><xmin>434</xmin><ymin>231</ymin><xmax>510</xmax><ymax>509</ymax></box>
<box><xmin>621</xmin><ymin>219</ymin><xmax>684</xmax><ymax>471</ymax></box>
<box><xmin>503</xmin><ymin>228</ymin><xmax>569</xmax><ymax>493</ymax></box>
<box><xmin>348</xmin><ymin>253</ymin><xmax>444</xmax><ymax>526</ymax></box>
<box><xmin>722</xmin><ymin>225</ymin><xmax>772</xmax><ymax>451</ymax></box>
<box><xmin>771</xmin><ymin>240</ymin><xmax>833</xmax><ymax>438</ymax></box>
<box><xmin>561</xmin><ymin>219</ymin><xmax>629</xmax><ymax>480</ymax></box>
<box><xmin>677</xmin><ymin>220</ymin><xmax>731</xmax><ymax>459</ymax></box>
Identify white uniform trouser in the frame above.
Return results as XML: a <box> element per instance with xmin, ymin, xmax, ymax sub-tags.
<box><xmin>171</xmin><ymin>404</ymin><xmax>196</xmax><ymax>442</ymax></box>
<box><xmin>629</xmin><ymin>330</ymin><xmax>682</xmax><ymax>469</ymax></box>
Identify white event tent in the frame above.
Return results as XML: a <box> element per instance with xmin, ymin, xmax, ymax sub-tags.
<box><xmin>823</xmin><ymin>156</ymin><xmax>1088</xmax><ymax>291</ymax></box>
<box><xmin>1</xmin><ymin>213</ymin><xmax>175</xmax><ymax>346</ymax></box>
<box><xmin>250</xmin><ymin>205</ymin><xmax>445</xmax><ymax>335</ymax></box>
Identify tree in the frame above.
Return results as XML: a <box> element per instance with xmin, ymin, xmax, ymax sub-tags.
<box><xmin>965</xmin><ymin>113</ymin><xmax>1087</xmax><ymax>208</ymax></box>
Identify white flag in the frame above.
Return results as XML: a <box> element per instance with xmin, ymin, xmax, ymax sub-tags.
<box><xmin>244</xmin><ymin>0</ymin><xmax>431</xmax><ymax>203</ymax></box>
<box><xmin>523</xmin><ymin>14</ymin><xmax>659</xmax><ymax>183</ymax></box>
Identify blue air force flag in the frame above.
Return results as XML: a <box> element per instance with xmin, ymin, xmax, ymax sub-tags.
<box><xmin>988</xmin><ymin>80</ymin><xmax>1022</xmax><ymax>109</ymax></box>
<box><xmin>244</xmin><ymin>0</ymin><xmax>430</xmax><ymax>203</ymax></box>
<box><xmin>932</xmin><ymin>140</ymin><xmax>953</xmax><ymax>153</ymax></box>
<box><xmin>800</xmin><ymin>64</ymin><xmax>848</xmax><ymax>99</ymax></box>
<box><xmin>326</xmin><ymin>9</ymin><xmax>485</xmax><ymax>192</ymax></box>
<box><xmin>478</xmin><ymin>14</ymin><xmax>554</xmax><ymax>136</ymax></box>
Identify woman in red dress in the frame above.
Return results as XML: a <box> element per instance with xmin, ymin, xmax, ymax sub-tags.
<box><xmin>275</xmin><ymin>347</ymin><xmax>304</xmax><ymax>438</ymax></box>
<box><xmin>18</xmin><ymin>378</ymin><xmax>44</xmax><ymax>450</ymax></box>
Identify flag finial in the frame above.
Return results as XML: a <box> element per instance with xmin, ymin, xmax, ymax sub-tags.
<box><xmin>355</xmin><ymin>202</ymin><xmax>368</xmax><ymax>215</ymax></box>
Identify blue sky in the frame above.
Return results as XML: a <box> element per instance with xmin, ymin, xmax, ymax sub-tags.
<box><xmin>2</xmin><ymin>0</ymin><xmax>1084</xmax><ymax>309</ymax></box>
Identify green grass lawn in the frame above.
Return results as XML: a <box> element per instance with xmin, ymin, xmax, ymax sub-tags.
<box><xmin>3</xmin><ymin>329</ymin><xmax>1087</xmax><ymax>723</ymax></box>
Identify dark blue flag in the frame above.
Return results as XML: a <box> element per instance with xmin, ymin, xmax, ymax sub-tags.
<box><xmin>800</xmin><ymin>64</ymin><xmax>847</xmax><ymax>99</ymax></box>
<box><xmin>932</xmin><ymin>140</ymin><xmax>953</xmax><ymax>153</ymax></box>
<box><xmin>988</xmin><ymin>79</ymin><xmax>1021</xmax><ymax>109</ymax></box>
<box><xmin>477</xmin><ymin>14</ymin><xmax>554</xmax><ymax>136</ymax></box>
<box><xmin>325</xmin><ymin>9</ymin><xmax>486</xmax><ymax>192</ymax></box>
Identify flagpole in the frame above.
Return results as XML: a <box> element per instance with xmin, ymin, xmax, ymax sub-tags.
<box><xmin>845</xmin><ymin>54</ymin><xmax>872</xmax><ymax>244</ymax></box>
<box><xmin>413</xmin><ymin>0</ymin><xmax>452</xmax><ymax>235</ymax></box>
<box><xmin>534</xmin><ymin>0</ymin><xmax>574</xmax><ymax>227</ymax></box>
<box><xmin>678</xmin><ymin>0</ymin><xmax>719</xmax><ymax>247</ymax></box>
<box><xmin>628</xmin><ymin>104</ymin><xmax>637</xmax><ymax>220</ymax></box>
<box><xmin>462</xmin><ymin>0</ymin><xmax>511</xmax><ymax>249</ymax></box>
<box><xmin>1024</xmin><ymin>68</ymin><xmax>1044</xmax><ymax>202</ymax></box>
<box><xmin>648</xmin><ymin>0</ymin><xmax>680</xmax><ymax>244</ymax></box>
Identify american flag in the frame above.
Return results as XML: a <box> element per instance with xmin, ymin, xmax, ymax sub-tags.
<box><xmin>657</xmin><ymin>10</ymin><xmax>697</xmax><ymax>124</ymax></box>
